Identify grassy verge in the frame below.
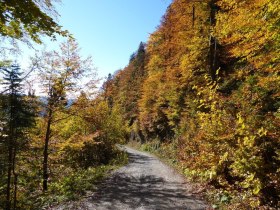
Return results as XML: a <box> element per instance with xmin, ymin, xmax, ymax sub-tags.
<box><xmin>36</xmin><ymin>150</ymin><xmax>128</xmax><ymax>209</ymax></box>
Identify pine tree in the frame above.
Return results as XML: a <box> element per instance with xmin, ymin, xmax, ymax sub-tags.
<box><xmin>0</xmin><ymin>64</ymin><xmax>35</xmax><ymax>210</ymax></box>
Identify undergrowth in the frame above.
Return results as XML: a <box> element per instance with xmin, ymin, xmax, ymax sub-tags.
<box><xmin>33</xmin><ymin>150</ymin><xmax>128</xmax><ymax>209</ymax></box>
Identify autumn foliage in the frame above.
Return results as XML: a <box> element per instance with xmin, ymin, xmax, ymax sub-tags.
<box><xmin>0</xmin><ymin>0</ymin><xmax>279</xmax><ymax>209</ymax></box>
<box><xmin>106</xmin><ymin>0</ymin><xmax>280</xmax><ymax>208</ymax></box>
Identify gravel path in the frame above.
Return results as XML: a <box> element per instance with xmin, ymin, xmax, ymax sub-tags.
<box><xmin>53</xmin><ymin>146</ymin><xmax>208</xmax><ymax>210</ymax></box>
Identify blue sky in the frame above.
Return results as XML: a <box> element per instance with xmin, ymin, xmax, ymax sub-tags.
<box><xmin>24</xmin><ymin>0</ymin><xmax>172</xmax><ymax>78</ymax></box>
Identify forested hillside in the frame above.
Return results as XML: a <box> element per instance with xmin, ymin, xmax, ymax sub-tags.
<box><xmin>0</xmin><ymin>0</ymin><xmax>279</xmax><ymax>209</ymax></box>
<box><xmin>103</xmin><ymin>0</ymin><xmax>280</xmax><ymax>208</ymax></box>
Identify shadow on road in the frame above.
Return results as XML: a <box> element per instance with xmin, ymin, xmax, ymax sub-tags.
<box><xmin>89</xmin><ymin>150</ymin><xmax>206</xmax><ymax>210</ymax></box>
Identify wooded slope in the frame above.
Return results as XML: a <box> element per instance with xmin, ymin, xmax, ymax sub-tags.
<box><xmin>103</xmin><ymin>0</ymin><xmax>280</xmax><ymax>208</ymax></box>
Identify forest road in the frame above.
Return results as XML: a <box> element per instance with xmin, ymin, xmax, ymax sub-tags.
<box><xmin>54</xmin><ymin>146</ymin><xmax>209</xmax><ymax>210</ymax></box>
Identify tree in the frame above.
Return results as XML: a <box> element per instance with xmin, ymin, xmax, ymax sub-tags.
<box><xmin>101</xmin><ymin>42</ymin><xmax>147</xmax><ymax>142</ymax></box>
<box><xmin>0</xmin><ymin>64</ymin><xmax>35</xmax><ymax>210</ymax></box>
<box><xmin>59</xmin><ymin>94</ymin><xmax>127</xmax><ymax>169</ymax></box>
<box><xmin>33</xmin><ymin>38</ymin><xmax>95</xmax><ymax>191</ymax></box>
<box><xmin>108</xmin><ymin>0</ymin><xmax>279</xmax><ymax>207</ymax></box>
<box><xmin>102</xmin><ymin>73</ymin><xmax>114</xmax><ymax>109</ymax></box>
<box><xmin>0</xmin><ymin>0</ymin><xmax>67</xmax><ymax>43</ymax></box>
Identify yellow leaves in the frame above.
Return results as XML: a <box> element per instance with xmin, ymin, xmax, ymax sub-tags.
<box><xmin>257</xmin><ymin>127</ymin><xmax>267</xmax><ymax>137</ymax></box>
<box><xmin>209</xmin><ymin>169</ymin><xmax>217</xmax><ymax>180</ymax></box>
<box><xmin>192</xmin><ymin>85</ymin><xmax>198</xmax><ymax>90</ymax></box>
<box><xmin>147</xmin><ymin>55</ymin><xmax>164</xmax><ymax>72</ymax></box>
<box><xmin>218</xmin><ymin>152</ymin><xmax>229</xmax><ymax>165</ymax></box>
<box><xmin>237</xmin><ymin>112</ymin><xmax>268</xmax><ymax>147</ymax></box>
<box><xmin>180</xmin><ymin>54</ymin><xmax>193</xmax><ymax>81</ymax></box>
<box><xmin>243</xmin><ymin>136</ymin><xmax>255</xmax><ymax>147</ymax></box>
<box><xmin>237</xmin><ymin>112</ymin><xmax>244</xmax><ymax>125</ymax></box>
<box><xmin>241</xmin><ymin>173</ymin><xmax>262</xmax><ymax>195</ymax></box>
<box><xmin>216</xmin><ymin>0</ymin><xmax>280</xmax><ymax>73</ymax></box>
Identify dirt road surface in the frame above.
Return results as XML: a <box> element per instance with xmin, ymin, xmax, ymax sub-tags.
<box><xmin>53</xmin><ymin>146</ymin><xmax>209</xmax><ymax>210</ymax></box>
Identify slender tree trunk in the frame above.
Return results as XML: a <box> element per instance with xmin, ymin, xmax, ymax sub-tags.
<box><xmin>209</xmin><ymin>36</ymin><xmax>217</xmax><ymax>80</ymax></box>
<box><xmin>12</xmin><ymin>147</ymin><xmax>17</xmax><ymax>210</ymax></box>
<box><xmin>192</xmin><ymin>5</ymin><xmax>195</xmax><ymax>28</ymax></box>
<box><xmin>43</xmin><ymin>109</ymin><xmax>52</xmax><ymax>191</ymax></box>
<box><xmin>13</xmin><ymin>174</ymin><xmax>17</xmax><ymax>210</ymax></box>
<box><xmin>6</xmin><ymin>94</ymin><xmax>15</xmax><ymax>210</ymax></box>
<box><xmin>208</xmin><ymin>0</ymin><xmax>218</xmax><ymax>80</ymax></box>
<box><xmin>6</xmin><ymin>142</ymin><xmax>12</xmax><ymax>210</ymax></box>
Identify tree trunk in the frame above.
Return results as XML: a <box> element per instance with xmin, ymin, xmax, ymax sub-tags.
<box><xmin>12</xmin><ymin>147</ymin><xmax>17</xmax><ymax>210</ymax></box>
<box><xmin>6</xmin><ymin>94</ymin><xmax>15</xmax><ymax>210</ymax></box>
<box><xmin>43</xmin><ymin>109</ymin><xmax>52</xmax><ymax>191</ymax></box>
<box><xmin>13</xmin><ymin>174</ymin><xmax>17</xmax><ymax>210</ymax></box>
<box><xmin>209</xmin><ymin>35</ymin><xmax>217</xmax><ymax>80</ymax></box>
<box><xmin>6</xmin><ymin>142</ymin><xmax>12</xmax><ymax>210</ymax></box>
<box><xmin>192</xmin><ymin>5</ymin><xmax>195</xmax><ymax>28</ymax></box>
<box><xmin>208</xmin><ymin>0</ymin><xmax>218</xmax><ymax>80</ymax></box>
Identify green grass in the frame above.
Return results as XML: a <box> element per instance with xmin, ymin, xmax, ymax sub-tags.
<box><xmin>37</xmin><ymin>150</ymin><xmax>128</xmax><ymax>209</ymax></box>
